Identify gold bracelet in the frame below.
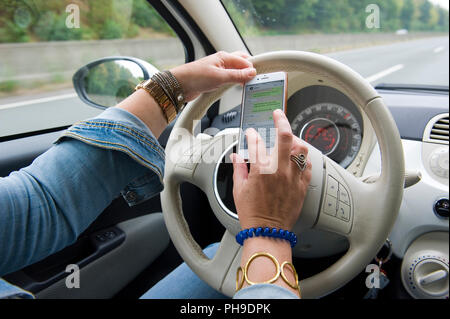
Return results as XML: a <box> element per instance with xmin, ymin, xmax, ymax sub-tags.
<box><xmin>236</xmin><ymin>252</ymin><xmax>301</xmax><ymax>297</ymax></box>
<box><xmin>134</xmin><ymin>79</ymin><xmax>177</xmax><ymax>123</ymax></box>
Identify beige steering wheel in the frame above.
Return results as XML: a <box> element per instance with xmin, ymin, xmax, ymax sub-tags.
<box><xmin>161</xmin><ymin>51</ymin><xmax>405</xmax><ymax>298</ymax></box>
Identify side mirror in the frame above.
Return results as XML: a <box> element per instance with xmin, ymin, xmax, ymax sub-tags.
<box><xmin>73</xmin><ymin>56</ymin><xmax>159</xmax><ymax>109</ymax></box>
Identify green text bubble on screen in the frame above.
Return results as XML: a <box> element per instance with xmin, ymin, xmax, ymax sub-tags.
<box><xmin>251</xmin><ymin>86</ymin><xmax>282</xmax><ymax>99</ymax></box>
<box><xmin>253</xmin><ymin>100</ymin><xmax>282</xmax><ymax>112</ymax></box>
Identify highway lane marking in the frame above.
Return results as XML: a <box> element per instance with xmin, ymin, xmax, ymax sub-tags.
<box><xmin>434</xmin><ymin>46</ymin><xmax>444</xmax><ymax>53</ymax></box>
<box><xmin>365</xmin><ymin>64</ymin><xmax>404</xmax><ymax>83</ymax></box>
<box><xmin>0</xmin><ymin>93</ymin><xmax>78</xmax><ymax>110</ymax></box>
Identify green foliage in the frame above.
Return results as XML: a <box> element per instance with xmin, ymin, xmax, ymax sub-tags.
<box><xmin>0</xmin><ymin>0</ymin><xmax>176</xmax><ymax>43</ymax></box>
<box><xmin>0</xmin><ymin>20</ymin><xmax>30</xmax><ymax>42</ymax></box>
<box><xmin>33</xmin><ymin>11</ymin><xmax>84</xmax><ymax>41</ymax></box>
<box><xmin>0</xmin><ymin>80</ymin><xmax>18</xmax><ymax>93</ymax></box>
<box><xmin>84</xmin><ymin>61</ymin><xmax>143</xmax><ymax>107</ymax></box>
<box><xmin>132</xmin><ymin>0</ymin><xmax>172</xmax><ymax>33</ymax></box>
<box><xmin>99</xmin><ymin>19</ymin><xmax>124</xmax><ymax>39</ymax></box>
<box><xmin>0</xmin><ymin>0</ymin><xmax>447</xmax><ymax>44</ymax></box>
<box><xmin>401</xmin><ymin>0</ymin><xmax>415</xmax><ymax>30</ymax></box>
<box><xmin>419</xmin><ymin>0</ymin><xmax>433</xmax><ymax>25</ymax></box>
<box><xmin>222</xmin><ymin>0</ymin><xmax>449</xmax><ymax>34</ymax></box>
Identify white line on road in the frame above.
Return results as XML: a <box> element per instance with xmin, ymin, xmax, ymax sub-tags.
<box><xmin>0</xmin><ymin>93</ymin><xmax>78</xmax><ymax>110</ymax></box>
<box><xmin>365</xmin><ymin>64</ymin><xmax>404</xmax><ymax>83</ymax></box>
<box><xmin>434</xmin><ymin>46</ymin><xmax>444</xmax><ymax>53</ymax></box>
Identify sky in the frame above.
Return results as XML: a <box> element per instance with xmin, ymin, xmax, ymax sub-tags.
<box><xmin>429</xmin><ymin>0</ymin><xmax>449</xmax><ymax>10</ymax></box>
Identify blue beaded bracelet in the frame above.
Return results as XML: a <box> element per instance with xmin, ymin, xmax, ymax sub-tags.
<box><xmin>235</xmin><ymin>227</ymin><xmax>298</xmax><ymax>248</ymax></box>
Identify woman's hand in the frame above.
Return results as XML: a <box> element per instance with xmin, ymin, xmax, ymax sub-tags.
<box><xmin>170</xmin><ymin>51</ymin><xmax>256</xmax><ymax>102</ymax></box>
<box><xmin>118</xmin><ymin>51</ymin><xmax>255</xmax><ymax>138</ymax></box>
<box><xmin>231</xmin><ymin>109</ymin><xmax>312</xmax><ymax>231</ymax></box>
<box><xmin>231</xmin><ymin>109</ymin><xmax>312</xmax><ymax>297</ymax></box>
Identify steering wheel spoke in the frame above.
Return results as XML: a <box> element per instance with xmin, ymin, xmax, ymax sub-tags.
<box><xmin>167</xmin><ymin>131</ymin><xmax>238</xmax><ymax>190</ymax></box>
<box><xmin>313</xmin><ymin>157</ymin><xmax>358</xmax><ymax>236</ymax></box>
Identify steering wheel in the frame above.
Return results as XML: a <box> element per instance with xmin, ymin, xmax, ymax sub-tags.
<box><xmin>161</xmin><ymin>51</ymin><xmax>405</xmax><ymax>298</ymax></box>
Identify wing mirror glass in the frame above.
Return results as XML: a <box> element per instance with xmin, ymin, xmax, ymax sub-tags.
<box><xmin>73</xmin><ymin>57</ymin><xmax>159</xmax><ymax>109</ymax></box>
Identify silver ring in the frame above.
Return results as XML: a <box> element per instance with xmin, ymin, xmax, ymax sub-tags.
<box><xmin>290</xmin><ymin>154</ymin><xmax>307</xmax><ymax>172</ymax></box>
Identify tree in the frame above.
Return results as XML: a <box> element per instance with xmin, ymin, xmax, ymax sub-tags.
<box><xmin>419</xmin><ymin>0</ymin><xmax>432</xmax><ymax>25</ymax></box>
<box><xmin>381</xmin><ymin>0</ymin><xmax>403</xmax><ymax>30</ymax></box>
<box><xmin>437</xmin><ymin>7</ymin><xmax>450</xmax><ymax>30</ymax></box>
<box><xmin>400</xmin><ymin>0</ymin><xmax>415</xmax><ymax>29</ymax></box>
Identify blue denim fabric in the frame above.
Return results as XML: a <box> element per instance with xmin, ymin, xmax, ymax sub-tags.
<box><xmin>141</xmin><ymin>242</ymin><xmax>298</xmax><ymax>299</ymax></box>
<box><xmin>141</xmin><ymin>243</ymin><xmax>228</xmax><ymax>299</ymax></box>
<box><xmin>234</xmin><ymin>284</ymin><xmax>299</xmax><ymax>299</ymax></box>
<box><xmin>0</xmin><ymin>278</ymin><xmax>34</xmax><ymax>299</ymax></box>
<box><xmin>0</xmin><ymin>107</ymin><xmax>165</xmax><ymax>296</ymax></box>
<box><xmin>0</xmin><ymin>106</ymin><xmax>295</xmax><ymax>299</ymax></box>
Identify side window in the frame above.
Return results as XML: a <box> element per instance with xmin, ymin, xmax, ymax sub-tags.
<box><xmin>0</xmin><ymin>0</ymin><xmax>186</xmax><ymax>138</ymax></box>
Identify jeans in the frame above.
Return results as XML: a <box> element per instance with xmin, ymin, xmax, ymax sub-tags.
<box><xmin>140</xmin><ymin>243</ymin><xmax>299</xmax><ymax>299</ymax></box>
<box><xmin>140</xmin><ymin>243</ymin><xmax>227</xmax><ymax>299</ymax></box>
<box><xmin>0</xmin><ymin>107</ymin><xmax>165</xmax><ymax>296</ymax></box>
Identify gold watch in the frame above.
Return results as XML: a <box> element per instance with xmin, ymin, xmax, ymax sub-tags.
<box><xmin>135</xmin><ymin>79</ymin><xmax>177</xmax><ymax>123</ymax></box>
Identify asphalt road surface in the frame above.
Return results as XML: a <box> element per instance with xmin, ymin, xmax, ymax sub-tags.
<box><xmin>328</xmin><ymin>36</ymin><xmax>449</xmax><ymax>87</ymax></box>
<box><xmin>0</xmin><ymin>36</ymin><xmax>448</xmax><ymax>137</ymax></box>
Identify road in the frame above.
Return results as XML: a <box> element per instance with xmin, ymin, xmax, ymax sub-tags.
<box><xmin>0</xmin><ymin>36</ymin><xmax>448</xmax><ymax>137</ymax></box>
<box><xmin>328</xmin><ymin>36</ymin><xmax>449</xmax><ymax>87</ymax></box>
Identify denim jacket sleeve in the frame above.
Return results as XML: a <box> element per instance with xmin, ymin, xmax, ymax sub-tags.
<box><xmin>233</xmin><ymin>284</ymin><xmax>300</xmax><ymax>299</ymax></box>
<box><xmin>0</xmin><ymin>107</ymin><xmax>165</xmax><ymax>279</ymax></box>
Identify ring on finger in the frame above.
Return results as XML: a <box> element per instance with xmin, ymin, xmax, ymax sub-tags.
<box><xmin>290</xmin><ymin>154</ymin><xmax>307</xmax><ymax>172</ymax></box>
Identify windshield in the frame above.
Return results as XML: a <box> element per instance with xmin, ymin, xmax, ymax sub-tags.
<box><xmin>222</xmin><ymin>0</ymin><xmax>449</xmax><ymax>87</ymax></box>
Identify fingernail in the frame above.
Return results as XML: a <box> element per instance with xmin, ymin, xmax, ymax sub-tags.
<box><xmin>247</xmin><ymin>68</ymin><xmax>257</xmax><ymax>76</ymax></box>
<box><xmin>246</xmin><ymin>127</ymin><xmax>256</xmax><ymax>135</ymax></box>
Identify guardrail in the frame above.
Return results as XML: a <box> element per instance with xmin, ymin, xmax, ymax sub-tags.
<box><xmin>0</xmin><ymin>32</ymin><xmax>445</xmax><ymax>84</ymax></box>
<box><xmin>0</xmin><ymin>37</ymin><xmax>186</xmax><ymax>83</ymax></box>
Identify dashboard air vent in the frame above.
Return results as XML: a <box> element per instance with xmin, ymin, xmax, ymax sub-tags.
<box><xmin>423</xmin><ymin>113</ymin><xmax>449</xmax><ymax>145</ymax></box>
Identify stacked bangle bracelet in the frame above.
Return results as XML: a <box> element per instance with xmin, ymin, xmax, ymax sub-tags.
<box><xmin>235</xmin><ymin>227</ymin><xmax>298</xmax><ymax>247</ymax></box>
<box><xmin>135</xmin><ymin>70</ymin><xmax>186</xmax><ymax>123</ymax></box>
<box><xmin>236</xmin><ymin>252</ymin><xmax>302</xmax><ymax>298</ymax></box>
<box><xmin>151</xmin><ymin>71</ymin><xmax>186</xmax><ymax>112</ymax></box>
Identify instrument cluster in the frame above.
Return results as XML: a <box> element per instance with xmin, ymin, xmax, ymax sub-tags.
<box><xmin>287</xmin><ymin>86</ymin><xmax>364</xmax><ymax>168</ymax></box>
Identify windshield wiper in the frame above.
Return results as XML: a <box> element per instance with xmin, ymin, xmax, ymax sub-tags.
<box><xmin>375</xmin><ymin>83</ymin><xmax>449</xmax><ymax>94</ymax></box>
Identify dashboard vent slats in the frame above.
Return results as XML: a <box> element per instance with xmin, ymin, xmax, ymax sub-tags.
<box><xmin>424</xmin><ymin>114</ymin><xmax>449</xmax><ymax>145</ymax></box>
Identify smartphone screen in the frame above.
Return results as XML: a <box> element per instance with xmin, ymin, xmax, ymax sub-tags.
<box><xmin>238</xmin><ymin>73</ymin><xmax>287</xmax><ymax>160</ymax></box>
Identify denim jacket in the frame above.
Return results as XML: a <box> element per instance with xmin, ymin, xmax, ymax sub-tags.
<box><xmin>0</xmin><ymin>107</ymin><xmax>297</xmax><ymax>300</ymax></box>
<box><xmin>0</xmin><ymin>107</ymin><xmax>164</xmax><ymax>298</ymax></box>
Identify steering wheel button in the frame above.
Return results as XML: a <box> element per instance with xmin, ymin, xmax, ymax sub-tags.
<box><xmin>337</xmin><ymin>202</ymin><xmax>351</xmax><ymax>221</ymax></box>
<box><xmin>327</xmin><ymin>176</ymin><xmax>339</xmax><ymax>198</ymax></box>
<box><xmin>324</xmin><ymin>194</ymin><xmax>338</xmax><ymax>216</ymax></box>
<box><xmin>338</xmin><ymin>184</ymin><xmax>350</xmax><ymax>206</ymax></box>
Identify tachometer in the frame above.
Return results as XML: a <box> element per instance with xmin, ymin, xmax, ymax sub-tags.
<box><xmin>291</xmin><ymin>103</ymin><xmax>362</xmax><ymax>168</ymax></box>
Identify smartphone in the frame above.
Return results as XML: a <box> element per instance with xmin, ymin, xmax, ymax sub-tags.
<box><xmin>238</xmin><ymin>71</ymin><xmax>288</xmax><ymax>160</ymax></box>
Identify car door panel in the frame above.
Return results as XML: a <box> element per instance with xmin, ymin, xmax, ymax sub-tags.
<box><xmin>34</xmin><ymin>213</ymin><xmax>169</xmax><ymax>299</ymax></box>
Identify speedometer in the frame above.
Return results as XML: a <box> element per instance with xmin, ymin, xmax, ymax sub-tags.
<box><xmin>291</xmin><ymin>103</ymin><xmax>363</xmax><ymax>168</ymax></box>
